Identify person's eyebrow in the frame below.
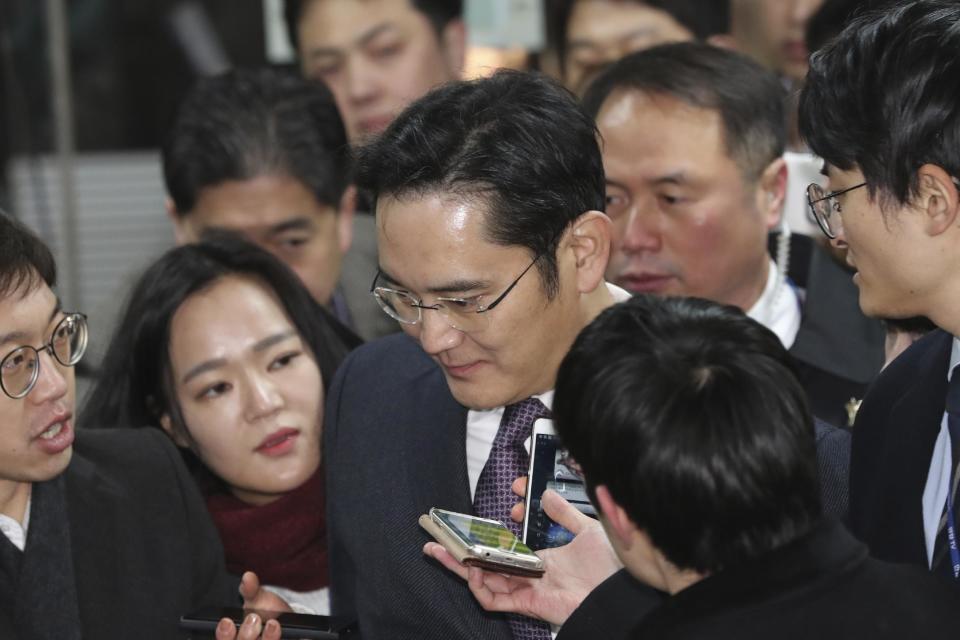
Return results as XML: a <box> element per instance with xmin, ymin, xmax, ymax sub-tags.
<box><xmin>0</xmin><ymin>298</ymin><xmax>63</xmax><ymax>348</ymax></box>
<box><xmin>306</xmin><ymin>22</ymin><xmax>397</xmax><ymax>59</ymax></box>
<box><xmin>252</xmin><ymin>330</ymin><xmax>297</xmax><ymax>353</ymax></box>
<box><xmin>606</xmin><ymin>178</ymin><xmax>629</xmax><ymax>191</ymax></box>
<box><xmin>266</xmin><ymin>217</ymin><xmax>314</xmax><ymax>236</ymax></box>
<box><xmin>652</xmin><ymin>171</ymin><xmax>690</xmax><ymax>186</ymax></box>
<box><xmin>376</xmin><ymin>267</ymin><xmax>488</xmax><ymax>295</ymax></box>
<box><xmin>181</xmin><ymin>331</ymin><xmax>298</xmax><ymax>385</ymax></box>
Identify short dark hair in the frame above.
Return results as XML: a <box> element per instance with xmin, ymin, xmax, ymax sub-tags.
<box><xmin>81</xmin><ymin>232</ymin><xmax>357</xmax><ymax>444</ymax></box>
<box><xmin>548</xmin><ymin>0</ymin><xmax>730</xmax><ymax>75</ymax></box>
<box><xmin>163</xmin><ymin>67</ymin><xmax>350</xmax><ymax>215</ymax></box>
<box><xmin>355</xmin><ymin>69</ymin><xmax>605</xmax><ymax>298</ymax></box>
<box><xmin>582</xmin><ymin>42</ymin><xmax>786</xmax><ymax>180</ymax></box>
<box><xmin>0</xmin><ymin>211</ymin><xmax>56</xmax><ymax>300</ymax></box>
<box><xmin>554</xmin><ymin>295</ymin><xmax>821</xmax><ymax>574</ymax></box>
<box><xmin>799</xmin><ymin>0</ymin><xmax>960</xmax><ymax>206</ymax></box>
<box><xmin>284</xmin><ymin>0</ymin><xmax>463</xmax><ymax>51</ymax></box>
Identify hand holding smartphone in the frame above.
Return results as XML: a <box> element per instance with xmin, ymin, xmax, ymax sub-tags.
<box><xmin>420</xmin><ymin>507</ymin><xmax>545</xmax><ymax>577</ymax></box>
<box><xmin>522</xmin><ymin>422</ymin><xmax>597</xmax><ymax>551</ymax></box>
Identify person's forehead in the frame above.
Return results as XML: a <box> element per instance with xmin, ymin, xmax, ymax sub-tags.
<box><xmin>568</xmin><ymin>0</ymin><xmax>689</xmax><ymax>43</ymax></box>
<box><xmin>190</xmin><ymin>176</ymin><xmax>331</xmax><ymax>232</ymax></box>
<box><xmin>0</xmin><ymin>283</ymin><xmax>59</xmax><ymax>347</ymax></box>
<box><xmin>599</xmin><ymin>90</ymin><xmax>725</xmax><ymax>149</ymax></box>
<box><xmin>301</xmin><ymin>0</ymin><xmax>433</xmax><ymax>49</ymax></box>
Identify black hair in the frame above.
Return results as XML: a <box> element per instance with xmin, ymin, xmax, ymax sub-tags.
<box><xmin>0</xmin><ymin>211</ymin><xmax>56</xmax><ymax>299</ymax></box>
<box><xmin>163</xmin><ymin>66</ymin><xmax>350</xmax><ymax>215</ymax></box>
<box><xmin>548</xmin><ymin>0</ymin><xmax>730</xmax><ymax>75</ymax></box>
<box><xmin>80</xmin><ymin>232</ymin><xmax>356</xmax><ymax>485</ymax></box>
<box><xmin>284</xmin><ymin>0</ymin><xmax>463</xmax><ymax>51</ymax></box>
<box><xmin>554</xmin><ymin>295</ymin><xmax>821</xmax><ymax>574</ymax></box>
<box><xmin>799</xmin><ymin>0</ymin><xmax>960</xmax><ymax>207</ymax></box>
<box><xmin>582</xmin><ymin>41</ymin><xmax>785</xmax><ymax>180</ymax></box>
<box><xmin>355</xmin><ymin>69</ymin><xmax>604</xmax><ymax>298</ymax></box>
<box><xmin>805</xmin><ymin>0</ymin><xmax>886</xmax><ymax>54</ymax></box>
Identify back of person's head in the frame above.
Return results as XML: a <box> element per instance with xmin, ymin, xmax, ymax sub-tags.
<box><xmin>355</xmin><ymin>68</ymin><xmax>604</xmax><ymax>298</ymax></box>
<box><xmin>81</xmin><ymin>231</ymin><xmax>353</xmax><ymax>433</ymax></box>
<box><xmin>799</xmin><ymin>0</ymin><xmax>960</xmax><ymax>206</ymax></box>
<box><xmin>163</xmin><ymin>66</ymin><xmax>350</xmax><ymax>216</ymax></box>
<box><xmin>0</xmin><ymin>212</ymin><xmax>56</xmax><ymax>300</ymax></box>
<box><xmin>554</xmin><ymin>295</ymin><xmax>821</xmax><ymax>574</ymax></box>
<box><xmin>582</xmin><ymin>42</ymin><xmax>785</xmax><ymax>181</ymax></box>
<box><xmin>284</xmin><ymin>0</ymin><xmax>463</xmax><ymax>50</ymax></box>
<box><xmin>804</xmin><ymin>0</ymin><xmax>885</xmax><ymax>54</ymax></box>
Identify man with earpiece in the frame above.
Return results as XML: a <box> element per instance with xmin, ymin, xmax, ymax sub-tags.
<box><xmin>581</xmin><ymin>41</ymin><xmax>884</xmax><ymax>433</ymax></box>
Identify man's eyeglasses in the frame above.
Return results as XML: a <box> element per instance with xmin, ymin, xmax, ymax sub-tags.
<box><xmin>807</xmin><ymin>176</ymin><xmax>960</xmax><ymax>239</ymax></box>
<box><xmin>370</xmin><ymin>254</ymin><xmax>542</xmax><ymax>333</ymax></box>
<box><xmin>1</xmin><ymin>313</ymin><xmax>88</xmax><ymax>399</ymax></box>
<box><xmin>806</xmin><ymin>181</ymin><xmax>867</xmax><ymax>239</ymax></box>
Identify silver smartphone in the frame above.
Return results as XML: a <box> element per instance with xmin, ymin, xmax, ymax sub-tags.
<box><xmin>422</xmin><ymin>507</ymin><xmax>545</xmax><ymax>577</ymax></box>
<box><xmin>522</xmin><ymin>421</ymin><xmax>597</xmax><ymax>551</ymax></box>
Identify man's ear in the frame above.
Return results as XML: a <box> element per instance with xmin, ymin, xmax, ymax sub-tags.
<box><xmin>440</xmin><ymin>18</ymin><xmax>467</xmax><ymax>78</ymax></box>
<box><xmin>756</xmin><ymin>157</ymin><xmax>787</xmax><ymax>231</ymax></box>
<box><xmin>568</xmin><ymin>210</ymin><xmax>612</xmax><ymax>294</ymax></box>
<box><xmin>337</xmin><ymin>185</ymin><xmax>357</xmax><ymax>254</ymax></box>
<box><xmin>594</xmin><ymin>485</ymin><xmax>637</xmax><ymax>549</ymax></box>
<box><xmin>166</xmin><ymin>197</ymin><xmax>195</xmax><ymax>246</ymax></box>
<box><xmin>158</xmin><ymin>412</ymin><xmax>191</xmax><ymax>449</ymax></box>
<box><xmin>915</xmin><ymin>164</ymin><xmax>960</xmax><ymax>237</ymax></box>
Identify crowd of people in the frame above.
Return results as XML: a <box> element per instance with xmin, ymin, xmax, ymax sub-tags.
<box><xmin>2</xmin><ymin>0</ymin><xmax>960</xmax><ymax>638</ymax></box>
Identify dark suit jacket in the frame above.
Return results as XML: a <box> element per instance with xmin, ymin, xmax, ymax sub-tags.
<box><xmin>623</xmin><ymin>520</ymin><xmax>958</xmax><ymax>639</ymax></box>
<box><xmin>325</xmin><ymin>333</ymin><xmax>513</xmax><ymax>640</ymax></box>
<box><xmin>850</xmin><ymin>328</ymin><xmax>953</xmax><ymax>566</ymax></box>
<box><xmin>0</xmin><ymin>428</ymin><xmax>236</xmax><ymax>639</ymax></box>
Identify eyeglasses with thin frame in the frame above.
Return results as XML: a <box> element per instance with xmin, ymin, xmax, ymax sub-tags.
<box><xmin>807</xmin><ymin>176</ymin><xmax>960</xmax><ymax>239</ymax></box>
<box><xmin>370</xmin><ymin>254</ymin><xmax>542</xmax><ymax>333</ymax></box>
<box><xmin>806</xmin><ymin>181</ymin><xmax>867</xmax><ymax>239</ymax></box>
<box><xmin>0</xmin><ymin>313</ymin><xmax>88</xmax><ymax>399</ymax></box>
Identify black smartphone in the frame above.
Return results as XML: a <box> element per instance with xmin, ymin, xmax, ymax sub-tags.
<box><xmin>179</xmin><ymin>607</ymin><xmax>356</xmax><ymax>639</ymax></box>
<box><xmin>522</xmin><ymin>422</ymin><xmax>597</xmax><ymax>551</ymax></box>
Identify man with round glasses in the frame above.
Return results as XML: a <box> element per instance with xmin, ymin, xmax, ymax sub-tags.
<box><xmin>0</xmin><ymin>212</ymin><xmax>286</xmax><ymax>639</ymax></box>
<box><xmin>799</xmin><ymin>0</ymin><xmax>960</xmax><ymax>584</ymax></box>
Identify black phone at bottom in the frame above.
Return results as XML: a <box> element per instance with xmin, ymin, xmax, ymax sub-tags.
<box><xmin>179</xmin><ymin>606</ymin><xmax>356</xmax><ymax>639</ymax></box>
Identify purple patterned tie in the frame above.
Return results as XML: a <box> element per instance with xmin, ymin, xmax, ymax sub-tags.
<box><xmin>473</xmin><ymin>397</ymin><xmax>552</xmax><ymax>640</ymax></box>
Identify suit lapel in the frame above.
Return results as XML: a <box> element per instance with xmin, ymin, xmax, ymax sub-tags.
<box><xmin>64</xmin><ymin>450</ymin><xmax>124</xmax><ymax>638</ymax></box>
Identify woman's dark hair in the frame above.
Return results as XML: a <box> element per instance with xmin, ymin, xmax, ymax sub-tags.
<box><xmin>81</xmin><ymin>232</ymin><xmax>357</xmax><ymax>483</ymax></box>
<box><xmin>554</xmin><ymin>295</ymin><xmax>821</xmax><ymax>574</ymax></box>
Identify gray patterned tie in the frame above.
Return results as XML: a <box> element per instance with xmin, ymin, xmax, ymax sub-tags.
<box><xmin>473</xmin><ymin>397</ymin><xmax>552</xmax><ymax>640</ymax></box>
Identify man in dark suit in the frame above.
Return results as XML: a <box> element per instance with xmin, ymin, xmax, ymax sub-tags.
<box><xmin>580</xmin><ymin>42</ymin><xmax>884</xmax><ymax>429</ymax></box>
<box><xmin>0</xmin><ymin>212</ymin><xmax>284</xmax><ymax>640</ymax></box>
<box><xmin>797</xmin><ymin>0</ymin><xmax>960</xmax><ymax>583</ymax></box>
<box><xmin>433</xmin><ymin>296</ymin><xmax>957</xmax><ymax>638</ymax></box>
<box><xmin>324</xmin><ymin>69</ymin><xmax>624</xmax><ymax>640</ymax></box>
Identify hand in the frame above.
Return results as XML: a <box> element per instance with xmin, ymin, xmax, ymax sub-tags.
<box><xmin>214</xmin><ymin>571</ymin><xmax>290</xmax><ymax>640</ymax></box>
<box><xmin>424</xmin><ymin>489</ymin><xmax>622</xmax><ymax>626</ymax></box>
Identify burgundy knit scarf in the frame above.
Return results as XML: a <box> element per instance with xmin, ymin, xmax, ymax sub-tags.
<box><xmin>206</xmin><ymin>468</ymin><xmax>328</xmax><ymax>591</ymax></box>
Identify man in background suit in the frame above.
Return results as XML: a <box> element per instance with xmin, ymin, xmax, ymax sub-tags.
<box><xmin>581</xmin><ymin>42</ymin><xmax>883</xmax><ymax>429</ymax></box>
<box><xmin>0</xmin><ymin>212</ymin><xmax>284</xmax><ymax>639</ymax></box>
<box><xmin>324</xmin><ymin>69</ymin><xmax>625</xmax><ymax>640</ymax></box>
<box><xmin>798</xmin><ymin>0</ymin><xmax>960</xmax><ymax>583</ymax></box>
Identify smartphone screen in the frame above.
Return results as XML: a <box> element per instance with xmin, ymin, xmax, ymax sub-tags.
<box><xmin>433</xmin><ymin>510</ymin><xmax>535</xmax><ymax>555</ymax></box>
<box><xmin>524</xmin><ymin>430</ymin><xmax>597</xmax><ymax>551</ymax></box>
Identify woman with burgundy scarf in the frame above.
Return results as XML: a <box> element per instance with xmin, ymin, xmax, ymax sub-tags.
<box><xmin>81</xmin><ymin>232</ymin><xmax>361</xmax><ymax>614</ymax></box>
